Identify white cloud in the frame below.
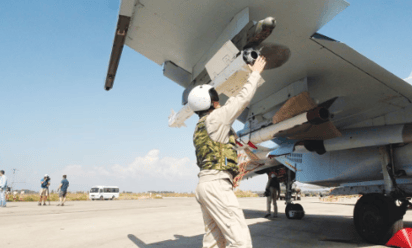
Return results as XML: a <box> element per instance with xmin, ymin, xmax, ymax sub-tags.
<box><xmin>52</xmin><ymin>150</ymin><xmax>199</xmax><ymax>192</ymax></box>
<box><xmin>110</xmin><ymin>149</ymin><xmax>197</xmax><ymax>179</ymax></box>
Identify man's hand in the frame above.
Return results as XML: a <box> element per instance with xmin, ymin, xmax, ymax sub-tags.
<box><xmin>249</xmin><ymin>56</ymin><xmax>267</xmax><ymax>74</ymax></box>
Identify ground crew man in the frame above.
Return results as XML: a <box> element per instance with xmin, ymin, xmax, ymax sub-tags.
<box><xmin>39</xmin><ymin>174</ymin><xmax>50</xmax><ymax>206</ymax></box>
<box><xmin>0</xmin><ymin>170</ymin><xmax>7</xmax><ymax>208</ymax></box>
<box><xmin>265</xmin><ymin>173</ymin><xmax>280</xmax><ymax>218</ymax></box>
<box><xmin>189</xmin><ymin>56</ymin><xmax>266</xmax><ymax>248</ymax></box>
<box><xmin>57</xmin><ymin>175</ymin><xmax>69</xmax><ymax>206</ymax></box>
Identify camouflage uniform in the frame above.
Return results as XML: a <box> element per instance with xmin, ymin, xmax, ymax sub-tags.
<box><xmin>194</xmin><ymin>115</ymin><xmax>239</xmax><ymax>178</ymax></box>
<box><xmin>194</xmin><ymin>71</ymin><xmax>262</xmax><ymax>248</ymax></box>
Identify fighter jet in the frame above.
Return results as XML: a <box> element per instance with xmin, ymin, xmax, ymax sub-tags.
<box><xmin>104</xmin><ymin>0</ymin><xmax>412</xmax><ymax>245</ymax></box>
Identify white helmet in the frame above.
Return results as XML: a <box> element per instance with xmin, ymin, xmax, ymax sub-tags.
<box><xmin>188</xmin><ymin>85</ymin><xmax>219</xmax><ymax>112</ymax></box>
<box><xmin>44</xmin><ymin>174</ymin><xmax>48</xmax><ymax>177</ymax></box>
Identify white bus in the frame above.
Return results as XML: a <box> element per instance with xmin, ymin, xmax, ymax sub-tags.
<box><xmin>89</xmin><ymin>186</ymin><xmax>119</xmax><ymax>200</ymax></box>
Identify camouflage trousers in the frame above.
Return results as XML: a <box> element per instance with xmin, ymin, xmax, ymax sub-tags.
<box><xmin>195</xmin><ymin>179</ymin><xmax>252</xmax><ymax>248</ymax></box>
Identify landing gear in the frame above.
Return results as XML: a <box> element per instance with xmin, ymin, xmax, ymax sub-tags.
<box><xmin>354</xmin><ymin>193</ymin><xmax>406</xmax><ymax>245</ymax></box>
<box><xmin>285</xmin><ymin>203</ymin><xmax>305</xmax><ymax>219</ymax></box>
<box><xmin>352</xmin><ymin>146</ymin><xmax>410</xmax><ymax>244</ymax></box>
<box><xmin>284</xmin><ymin>169</ymin><xmax>305</xmax><ymax>219</ymax></box>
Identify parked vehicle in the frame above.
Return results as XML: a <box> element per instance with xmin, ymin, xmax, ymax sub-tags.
<box><xmin>89</xmin><ymin>186</ymin><xmax>119</xmax><ymax>200</ymax></box>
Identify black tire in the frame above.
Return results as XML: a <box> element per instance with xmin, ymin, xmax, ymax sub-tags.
<box><xmin>92</xmin><ymin>199</ymin><xmax>95</xmax><ymax>201</ymax></box>
<box><xmin>295</xmin><ymin>203</ymin><xmax>305</xmax><ymax>219</ymax></box>
<box><xmin>285</xmin><ymin>203</ymin><xmax>293</xmax><ymax>219</ymax></box>
<box><xmin>353</xmin><ymin>193</ymin><xmax>400</xmax><ymax>245</ymax></box>
<box><xmin>285</xmin><ymin>203</ymin><xmax>305</xmax><ymax>219</ymax></box>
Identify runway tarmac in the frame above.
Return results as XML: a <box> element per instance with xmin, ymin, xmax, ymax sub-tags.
<box><xmin>1</xmin><ymin>197</ymin><xmax>410</xmax><ymax>247</ymax></box>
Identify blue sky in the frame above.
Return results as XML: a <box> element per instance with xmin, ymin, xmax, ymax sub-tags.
<box><xmin>1</xmin><ymin>0</ymin><xmax>411</xmax><ymax>192</ymax></box>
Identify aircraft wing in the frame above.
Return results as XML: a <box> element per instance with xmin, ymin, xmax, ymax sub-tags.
<box><xmin>105</xmin><ymin>0</ymin><xmax>412</xmax><ymax>179</ymax></box>
<box><xmin>105</xmin><ymin>0</ymin><xmax>412</xmax><ymax>128</ymax></box>
<box><xmin>105</xmin><ymin>0</ymin><xmax>349</xmax><ymax>89</ymax></box>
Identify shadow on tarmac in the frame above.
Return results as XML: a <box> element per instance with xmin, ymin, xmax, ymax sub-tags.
<box><xmin>127</xmin><ymin>208</ymin><xmax>412</xmax><ymax>247</ymax></box>
<box><xmin>128</xmin><ymin>234</ymin><xmax>202</xmax><ymax>247</ymax></box>
<box><xmin>304</xmin><ymin>201</ymin><xmax>356</xmax><ymax>207</ymax></box>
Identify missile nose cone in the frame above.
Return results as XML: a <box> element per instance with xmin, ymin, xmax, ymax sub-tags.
<box><xmin>263</xmin><ymin>17</ymin><xmax>276</xmax><ymax>29</ymax></box>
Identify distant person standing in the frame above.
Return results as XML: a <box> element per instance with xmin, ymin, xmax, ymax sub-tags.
<box><xmin>265</xmin><ymin>173</ymin><xmax>280</xmax><ymax>218</ymax></box>
<box><xmin>0</xmin><ymin>170</ymin><xmax>7</xmax><ymax>208</ymax></box>
<box><xmin>57</xmin><ymin>175</ymin><xmax>69</xmax><ymax>206</ymax></box>
<box><xmin>39</xmin><ymin>174</ymin><xmax>50</xmax><ymax>206</ymax></box>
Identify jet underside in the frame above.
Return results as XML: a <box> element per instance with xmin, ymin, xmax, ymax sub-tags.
<box><xmin>246</xmin><ymin>143</ymin><xmax>412</xmax><ymax>188</ymax></box>
<box><xmin>106</xmin><ymin>0</ymin><xmax>412</xmax><ymax>193</ymax></box>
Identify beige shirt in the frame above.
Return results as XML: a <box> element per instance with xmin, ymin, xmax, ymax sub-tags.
<box><xmin>198</xmin><ymin>71</ymin><xmax>263</xmax><ymax>183</ymax></box>
<box><xmin>206</xmin><ymin>71</ymin><xmax>262</xmax><ymax>143</ymax></box>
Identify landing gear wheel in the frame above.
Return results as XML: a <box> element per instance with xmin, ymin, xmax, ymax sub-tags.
<box><xmin>354</xmin><ymin>193</ymin><xmax>403</xmax><ymax>245</ymax></box>
<box><xmin>285</xmin><ymin>203</ymin><xmax>305</xmax><ymax>219</ymax></box>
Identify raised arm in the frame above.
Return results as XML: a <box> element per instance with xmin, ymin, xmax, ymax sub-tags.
<box><xmin>212</xmin><ymin>56</ymin><xmax>266</xmax><ymax>125</ymax></box>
